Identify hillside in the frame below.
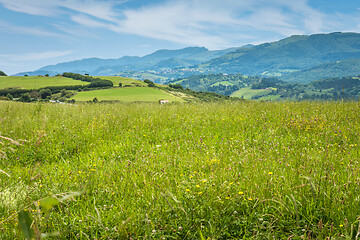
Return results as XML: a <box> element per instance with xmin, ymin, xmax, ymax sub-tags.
<box><xmin>0</xmin><ymin>76</ymin><xmax>87</xmax><ymax>89</ymax></box>
<box><xmin>169</xmin><ymin>73</ymin><xmax>360</xmax><ymax>101</ymax></box>
<box><xmin>0</xmin><ymin>75</ymin><xmax>240</xmax><ymax>103</ymax></box>
<box><xmin>280</xmin><ymin>58</ymin><xmax>360</xmax><ymax>83</ymax></box>
<box><xmin>200</xmin><ymin>32</ymin><xmax>360</xmax><ymax>81</ymax></box>
<box><xmin>167</xmin><ymin>73</ymin><xmax>259</xmax><ymax>96</ymax></box>
<box><xmin>238</xmin><ymin>76</ymin><xmax>360</xmax><ymax>101</ymax></box>
<box><xmin>72</xmin><ymin>87</ymin><xmax>186</xmax><ymax>102</ymax></box>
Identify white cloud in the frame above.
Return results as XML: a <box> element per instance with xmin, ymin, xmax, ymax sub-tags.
<box><xmin>0</xmin><ymin>0</ymin><xmax>122</xmax><ymax>21</ymax></box>
<box><xmin>107</xmin><ymin>0</ymin><xmax>328</xmax><ymax>48</ymax></box>
<box><xmin>1</xmin><ymin>0</ymin><xmax>359</xmax><ymax>48</ymax></box>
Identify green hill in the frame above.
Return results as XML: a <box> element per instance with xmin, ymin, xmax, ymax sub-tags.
<box><xmin>72</xmin><ymin>87</ymin><xmax>185</xmax><ymax>102</ymax></box>
<box><xmin>0</xmin><ymin>74</ymin><xmax>240</xmax><ymax>103</ymax></box>
<box><xmin>168</xmin><ymin>73</ymin><xmax>360</xmax><ymax>101</ymax></box>
<box><xmin>0</xmin><ymin>76</ymin><xmax>87</xmax><ymax>89</ymax></box>
<box><xmin>98</xmin><ymin>76</ymin><xmax>147</xmax><ymax>87</ymax></box>
<box><xmin>201</xmin><ymin>32</ymin><xmax>360</xmax><ymax>80</ymax></box>
<box><xmin>167</xmin><ymin>73</ymin><xmax>258</xmax><ymax>96</ymax></box>
<box><xmin>249</xmin><ymin>76</ymin><xmax>360</xmax><ymax>101</ymax></box>
<box><xmin>280</xmin><ymin>58</ymin><xmax>360</xmax><ymax>83</ymax></box>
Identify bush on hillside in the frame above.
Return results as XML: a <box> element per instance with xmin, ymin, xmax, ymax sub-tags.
<box><xmin>39</xmin><ymin>89</ymin><xmax>52</xmax><ymax>99</ymax></box>
<box><xmin>6</xmin><ymin>93</ymin><xmax>13</xmax><ymax>100</ymax></box>
<box><xmin>168</xmin><ymin>84</ymin><xmax>184</xmax><ymax>90</ymax></box>
<box><xmin>19</xmin><ymin>93</ymin><xmax>31</xmax><ymax>102</ymax></box>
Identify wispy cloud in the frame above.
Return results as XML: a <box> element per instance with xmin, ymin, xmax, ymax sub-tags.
<box><xmin>0</xmin><ymin>50</ymin><xmax>73</xmax><ymax>61</ymax></box>
<box><xmin>1</xmin><ymin>0</ymin><xmax>360</xmax><ymax>48</ymax></box>
<box><xmin>0</xmin><ymin>21</ymin><xmax>61</xmax><ymax>37</ymax></box>
<box><xmin>0</xmin><ymin>0</ymin><xmax>122</xmax><ymax>21</ymax></box>
<box><xmin>108</xmin><ymin>0</ymin><xmax>329</xmax><ymax>48</ymax></box>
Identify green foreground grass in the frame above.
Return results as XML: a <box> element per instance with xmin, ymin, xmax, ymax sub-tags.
<box><xmin>0</xmin><ymin>101</ymin><xmax>359</xmax><ymax>239</ymax></box>
<box><xmin>0</xmin><ymin>76</ymin><xmax>87</xmax><ymax>89</ymax></box>
<box><xmin>73</xmin><ymin>87</ymin><xmax>185</xmax><ymax>102</ymax></box>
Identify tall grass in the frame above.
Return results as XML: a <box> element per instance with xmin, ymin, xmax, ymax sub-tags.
<box><xmin>0</xmin><ymin>101</ymin><xmax>359</xmax><ymax>239</ymax></box>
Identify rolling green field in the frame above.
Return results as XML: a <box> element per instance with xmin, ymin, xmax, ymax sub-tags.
<box><xmin>72</xmin><ymin>87</ymin><xmax>185</xmax><ymax>102</ymax></box>
<box><xmin>98</xmin><ymin>76</ymin><xmax>147</xmax><ymax>87</ymax></box>
<box><xmin>231</xmin><ymin>87</ymin><xmax>271</xmax><ymax>99</ymax></box>
<box><xmin>0</xmin><ymin>76</ymin><xmax>87</xmax><ymax>89</ymax></box>
<box><xmin>0</xmin><ymin>101</ymin><xmax>359</xmax><ymax>239</ymax></box>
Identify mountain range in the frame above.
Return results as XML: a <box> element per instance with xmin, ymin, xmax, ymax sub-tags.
<box><xmin>14</xmin><ymin>32</ymin><xmax>360</xmax><ymax>84</ymax></box>
<box><xmin>16</xmin><ymin>47</ymin><xmax>239</xmax><ymax>77</ymax></box>
<box><xmin>200</xmin><ymin>32</ymin><xmax>360</xmax><ymax>82</ymax></box>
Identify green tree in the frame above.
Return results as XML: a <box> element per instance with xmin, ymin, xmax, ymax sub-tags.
<box><xmin>45</xmin><ymin>74</ymin><xmax>49</xmax><ymax>77</ymax></box>
<box><xmin>148</xmin><ymin>82</ymin><xmax>155</xmax><ymax>87</ymax></box>
<box><xmin>144</xmin><ymin>79</ymin><xmax>155</xmax><ymax>87</ymax></box>
<box><xmin>60</xmin><ymin>89</ymin><xmax>67</xmax><ymax>97</ymax></box>
<box><xmin>19</xmin><ymin>93</ymin><xmax>31</xmax><ymax>102</ymax></box>
<box><xmin>39</xmin><ymin>89</ymin><xmax>52</xmax><ymax>99</ymax></box>
<box><xmin>144</xmin><ymin>79</ymin><xmax>153</xmax><ymax>84</ymax></box>
<box><xmin>6</xmin><ymin>93</ymin><xmax>13</xmax><ymax>100</ymax></box>
<box><xmin>92</xmin><ymin>97</ymin><xmax>99</xmax><ymax>103</ymax></box>
<box><xmin>29</xmin><ymin>91</ymin><xmax>40</xmax><ymax>99</ymax></box>
<box><xmin>169</xmin><ymin>84</ymin><xmax>183</xmax><ymax>90</ymax></box>
<box><xmin>0</xmin><ymin>70</ymin><xmax>7</xmax><ymax>76</ymax></box>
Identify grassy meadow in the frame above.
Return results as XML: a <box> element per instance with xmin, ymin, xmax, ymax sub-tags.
<box><xmin>72</xmin><ymin>87</ymin><xmax>185</xmax><ymax>102</ymax></box>
<box><xmin>98</xmin><ymin>77</ymin><xmax>147</xmax><ymax>87</ymax></box>
<box><xmin>0</xmin><ymin>76</ymin><xmax>87</xmax><ymax>89</ymax></box>
<box><xmin>231</xmin><ymin>87</ymin><xmax>273</xmax><ymax>100</ymax></box>
<box><xmin>0</xmin><ymin>101</ymin><xmax>359</xmax><ymax>239</ymax></box>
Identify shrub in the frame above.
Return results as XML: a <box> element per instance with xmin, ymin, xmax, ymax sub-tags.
<box><xmin>169</xmin><ymin>84</ymin><xmax>184</xmax><ymax>90</ymax></box>
<box><xmin>0</xmin><ymin>96</ymin><xmax>10</xmax><ymax>101</ymax></box>
<box><xmin>88</xmin><ymin>79</ymin><xmax>113</xmax><ymax>88</ymax></box>
<box><xmin>6</xmin><ymin>93</ymin><xmax>13</xmax><ymax>100</ymax></box>
<box><xmin>19</xmin><ymin>93</ymin><xmax>31</xmax><ymax>102</ymax></box>
<box><xmin>39</xmin><ymin>89</ymin><xmax>52</xmax><ymax>99</ymax></box>
<box><xmin>144</xmin><ymin>79</ymin><xmax>153</xmax><ymax>84</ymax></box>
<box><xmin>29</xmin><ymin>91</ymin><xmax>40</xmax><ymax>99</ymax></box>
<box><xmin>147</xmin><ymin>82</ymin><xmax>155</xmax><ymax>87</ymax></box>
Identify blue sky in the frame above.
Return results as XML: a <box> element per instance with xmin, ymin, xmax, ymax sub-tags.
<box><xmin>0</xmin><ymin>0</ymin><xmax>359</xmax><ymax>75</ymax></box>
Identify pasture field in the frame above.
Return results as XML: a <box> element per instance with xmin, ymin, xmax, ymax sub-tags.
<box><xmin>0</xmin><ymin>76</ymin><xmax>87</xmax><ymax>89</ymax></box>
<box><xmin>231</xmin><ymin>87</ymin><xmax>272</xmax><ymax>99</ymax></box>
<box><xmin>0</xmin><ymin>101</ymin><xmax>359</xmax><ymax>239</ymax></box>
<box><xmin>72</xmin><ymin>87</ymin><xmax>185</xmax><ymax>102</ymax></box>
<box><xmin>98</xmin><ymin>76</ymin><xmax>147</xmax><ymax>87</ymax></box>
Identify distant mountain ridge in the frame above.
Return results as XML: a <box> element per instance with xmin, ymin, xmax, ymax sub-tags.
<box><xmin>16</xmin><ymin>47</ymin><xmax>240</xmax><ymax>77</ymax></box>
<box><xmin>14</xmin><ymin>32</ymin><xmax>360</xmax><ymax>84</ymax></box>
<box><xmin>200</xmin><ymin>32</ymin><xmax>360</xmax><ymax>80</ymax></box>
